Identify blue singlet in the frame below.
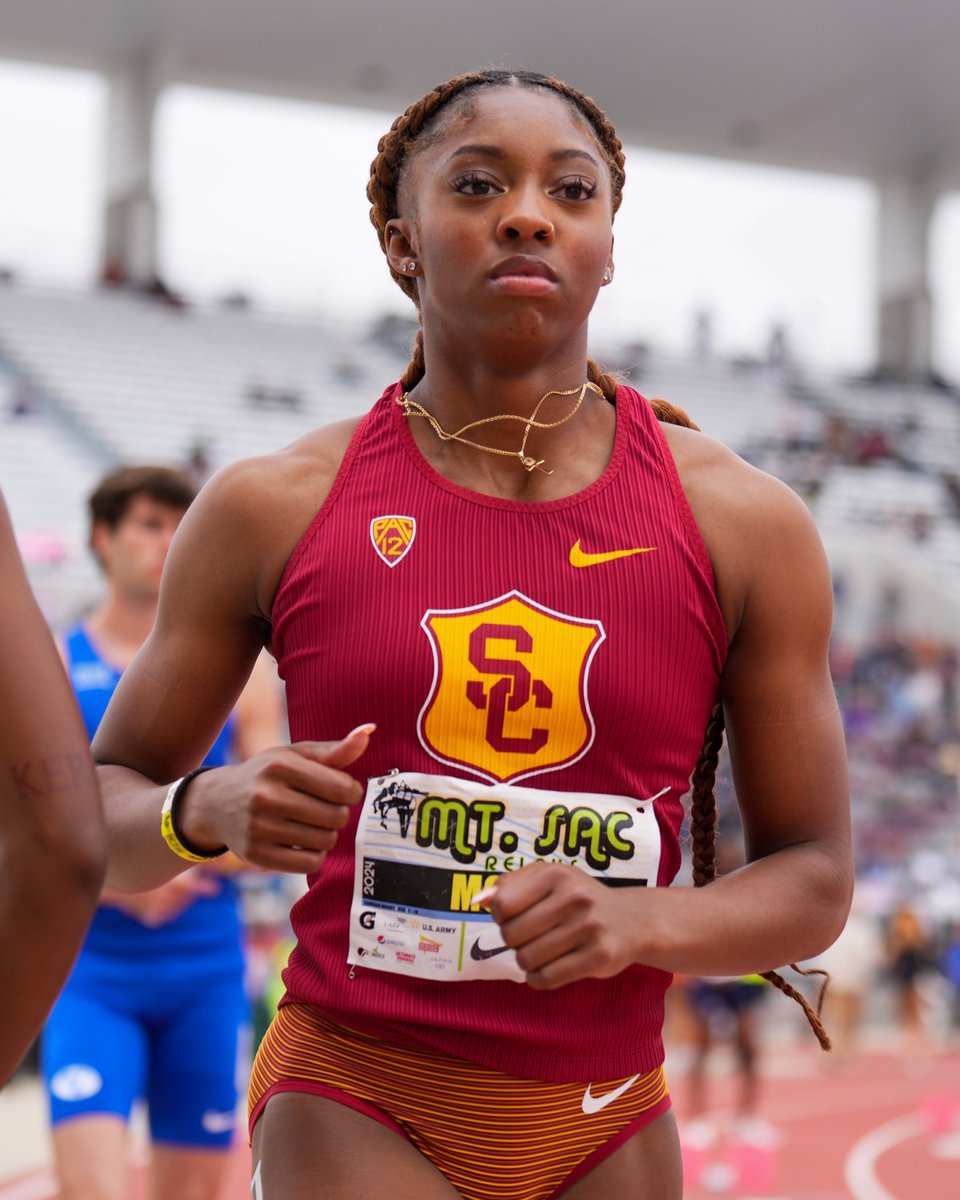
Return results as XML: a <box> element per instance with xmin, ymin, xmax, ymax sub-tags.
<box><xmin>41</xmin><ymin>625</ymin><xmax>248</xmax><ymax>1148</ymax></box>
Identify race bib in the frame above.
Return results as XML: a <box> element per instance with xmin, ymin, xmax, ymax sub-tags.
<box><xmin>348</xmin><ymin>770</ymin><xmax>664</xmax><ymax>982</ymax></box>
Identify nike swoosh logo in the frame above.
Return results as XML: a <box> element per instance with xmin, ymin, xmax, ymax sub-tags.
<box><xmin>581</xmin><ymin>1074</ymin><xmax>642</xmax><ymax>1115</ymax></box>
<box><xmin>569</xmin><ymin>539</ymin><xmax>657</xmax><ymax>568</ymax></box>
<box><xmin>201</xmin><ymin>1109</ymin><xmax>237</xmax><ymax>1134</ymax></box>
<box><xmin>470</xmin><ymin>936</ymin><xmax>511</xmax><ymax>961</ymax></box>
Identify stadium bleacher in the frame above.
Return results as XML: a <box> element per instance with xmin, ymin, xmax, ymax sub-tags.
<box><xmin>1</xmin><ymin>282</ymin><xmax>959</xmax><ymax>630</ymax></box>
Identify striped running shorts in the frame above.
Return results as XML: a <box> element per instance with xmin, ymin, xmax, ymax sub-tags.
<box><xmin>249</xmin><ymin>1002</ymin><xmax>671</xmax><ymax>1200</ymax></box>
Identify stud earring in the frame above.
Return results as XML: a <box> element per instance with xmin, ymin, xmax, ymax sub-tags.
<box><xmin>602</xmin><ymin>270</ymin><xmax>612</xmax><ymax>283</ymax></box>
<box><xmin>406</xmin><ymin>261</ymin><xmax>417</xmax><ymax>273</ymax></box>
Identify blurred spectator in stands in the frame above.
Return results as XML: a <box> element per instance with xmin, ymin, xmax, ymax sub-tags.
<box><xmin>825</xmin><ymin>414</ymin><xmax>856</xmax><ymax>462</ymax></box>
<box><xmin>244</xmin><ymin>378</ymin><xmax>303</xmax><ymax>410</ymax></box>
<box><xmin>8</xmin><ymin>377</ymin><xmax>36</xmax><ymax>418</ymax></box>
<box><xmin>829</xmin><ymin>623</ymin><xmax>960</xmax><ymax>990</ymax></box>
<box><xmin>220</xmin><ymin>289</ymin><xmax>252</xmax><ymax>310</ymax></box>
<box><xmin>142</xmin><ymin>273</ymin><xmax>187</xmax><ymax>310</ymax></box>
<box><xmin>885</xmin><ymin>901</ymin><xmax>935</xmax><ymax>1054</ymax></box>
<box><xmin>681</xmin><ymin>828</ymin><xmax>778</xmax><ymax>1148</ymax></box>
<box><xmin>100</xmin><ymin>256</ymin><xmax>186</xmax><ymax>309</ymax></box>
<box><xmin>333</xmin><ymin>358</ymin><xmax>364</xmax><ymax>386</ymax></box>
<box><xmin>808</xmin><ymin>888</ymin><xmax>883</xmax><ymax>1059</ymax></box>
<box><xmin>369</xmin><ymin>311</ymin><xmax>419</xmax><ymax>356</ymax></box>
<box><xmin>185</xmin><ymin>440</ymin><xmax>213</xmax><ymax>488</ymax></box>
<box><xmin>766</xmin><ymin>322</ymin><xmax>789</xmax><ymax>369</ymax></box>
<box><xmin>100</xmin><ymin>256</ymin><xmax>128</xmax><ymax>288</ymax></box>
<box><xmin>855</xmin><ymin>427</ymin><xmax>893</xmax><ymax>465</ymax></box>
<box><xmin>943</xmin><ymin>474</ymin><xmax>960</xmax><ymax>519</ymax></box>
<box><xmin>942</xmin><ymin>921</ymin><xmax>960</xmax><ymax>1034</ymax></box>
<box><xmin>692</xmin><ymin>309</ymin><xmax>713</xmax><ymax>361</ymax></box>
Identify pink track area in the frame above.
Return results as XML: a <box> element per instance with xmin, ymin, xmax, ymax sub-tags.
<box><xmin>1</xmin><ymin>1050</ymin><xmax>958</xmax><ymax>1198</ymax></box>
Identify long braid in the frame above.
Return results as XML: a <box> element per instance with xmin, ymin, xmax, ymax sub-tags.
<box><xmin>687</xmin><ymin>701</ymin><xmax>833</xmax><ymax>1049</ymax></box>
<box><xmin>761</xmin><ymin>965</ymin><xmax>832</xmax><ymax>1051</ymax></box>
<box><xmin>690</xmin><ymin>703</ymin><xmax>725</xmax><ymax>888</ymax></box>
<box><xmin>400</xmin><ymin>329</ymin><xmax>426</xmax><ymax>393</ymax></box>
<box><xmin>648</xmin><ymin>396</ymin><xmax>700</xmax><ymax>431</ymax></box>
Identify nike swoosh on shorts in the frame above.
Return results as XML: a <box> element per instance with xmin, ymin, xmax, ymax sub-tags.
<box><xmin>569</xmin><ymin>539</ymin><xmax>657</xmax><ymax>568</ymax></box>
<box><xmin>201</xmin><ymin>1109</ymin><xmax>237</xmax><ymax>1134</ymax></box>
<box><xmin>581</xmin><ymin>1073</ymin><xmax>642</xmax><ymax>1114</ymax></box>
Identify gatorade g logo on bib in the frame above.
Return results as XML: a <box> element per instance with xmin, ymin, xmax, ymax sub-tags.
<box><xmin>418</xmin><ymin>591</ymin><xmax>605</xmax><ymax>784</ymax></box>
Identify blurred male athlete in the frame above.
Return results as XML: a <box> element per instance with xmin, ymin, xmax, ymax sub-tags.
<box><xmin>41</xmin><ymin>466</ymin><xmax>282</xmax><ymax>1200</ymax></box>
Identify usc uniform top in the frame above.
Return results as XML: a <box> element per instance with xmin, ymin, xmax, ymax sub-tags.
<box><xmin>271</xmin><ymin>382</ymin><xmax>727</xmax><ymax>1082</ymax></box>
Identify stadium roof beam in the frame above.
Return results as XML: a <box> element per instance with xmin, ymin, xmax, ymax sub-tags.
<box><xmin>2</xmin><ymin>0</ymin><xmax>959</xmax><ymax>380</ymax></box>
<box><xmin>102</xmin><ymin>51</ymin><xmax>163</xmax><ymax>286</ymax></box>
<box><xmin>875</xmin><ymin>172</ymin><xmax>942</xmax><ymax>382</ymax></box>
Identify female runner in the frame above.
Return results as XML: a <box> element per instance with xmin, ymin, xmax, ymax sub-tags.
<box><xmin>92</xmin><ymin>69</ymin><xmax>852</xmax><ymax>1200</ymax></box>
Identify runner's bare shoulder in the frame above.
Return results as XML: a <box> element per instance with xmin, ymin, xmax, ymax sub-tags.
<box><xmin>165</xmin><ymin>416</ymin><xmax>364</xmax><ymax>622</ymax></box>
<box><xmin>656</xmin><ymin>421</ymin><xmax>828</xmax><ymax>635</ymax></box>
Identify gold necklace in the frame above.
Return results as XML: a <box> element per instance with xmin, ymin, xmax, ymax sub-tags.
<box><xmin>396</xmin><ymin>381</ymin><xmax>604</xmax><ymax>474</ymax></box>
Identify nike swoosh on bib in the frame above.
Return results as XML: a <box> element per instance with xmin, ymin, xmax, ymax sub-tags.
<box><xmin>581</xmin><ymin>1073</ymin><xmax>642</xmax><ymax>1115</ymax></box>
<box><xmin>569</xmin><ymin>539</ymin><xmax>657</xmax><ymax>568</ymax></box>
<box><xmin>470</xmin><ymin>937</ymin><xmax>511</xmax><ymax>961</ymax></box>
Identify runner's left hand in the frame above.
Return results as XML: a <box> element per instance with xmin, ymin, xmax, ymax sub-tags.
<box><xmin>485</xmin><ymin>861</ymin><xmax>640</xmax><ymax>989</ymax></box>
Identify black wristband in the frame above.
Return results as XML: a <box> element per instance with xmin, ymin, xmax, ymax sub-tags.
<box><xmin>169</xmin><ymin>766</ymin><xmax>227</xmax><ymax>859</ymax></box>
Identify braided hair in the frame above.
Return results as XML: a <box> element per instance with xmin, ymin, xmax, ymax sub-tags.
<box><xmin>369</xmin><ymin>71</ymin><xmax>831</xmax><ymax>1048</ymax></box>
<box><xmin>688</xmin><ymin>703</ymin><xmax>832</xmax><ymax>1050</ymax></box>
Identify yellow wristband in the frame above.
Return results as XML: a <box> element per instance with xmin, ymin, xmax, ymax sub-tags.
<box><xmin>160</xmin><ymin>768</ymin><xmax>226</xmax><ymax>862</ymax></box>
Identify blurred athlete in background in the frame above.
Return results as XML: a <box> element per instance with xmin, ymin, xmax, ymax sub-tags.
<box><xmin>41</xmin><ymin>466</ymin><xmax>282</xmax><ymax>1200</ymax></box>
<box><xmin>681</xmin><ymin>833</ymin><xmax>777</xmax><ymax>1153</ymax></box>
<box><xmin>0</xmin><ymin>489</ymin><xmax>105</xmax><ymax>1085</ymax></box>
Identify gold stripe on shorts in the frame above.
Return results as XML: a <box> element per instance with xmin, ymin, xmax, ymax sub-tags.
<box><xmin>249</xmin><ymin>1003</ymin><xmax>670</xmax><ymax>1200</ymax></box>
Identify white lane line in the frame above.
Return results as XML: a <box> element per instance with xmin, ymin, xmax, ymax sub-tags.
<box><xmin>931</xmin><ymin>1131</ymin><xmax>960</xmax><ymax>1159</ymax></box>
<box><xmin>844</xmin><ymin>1112</ymin><xmax>924</xmax><ymax>1200</ymax></box>
<box><xmin>0</xmin><ymin>1170</ymin><xmax>58</xmax><ymax>1200</ymax></box>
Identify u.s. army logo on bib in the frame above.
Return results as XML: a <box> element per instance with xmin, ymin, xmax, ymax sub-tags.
<box><xmin>418</xmin><ymin>591</ymin><xmax>605</xmax><ymax>784</ymax></box>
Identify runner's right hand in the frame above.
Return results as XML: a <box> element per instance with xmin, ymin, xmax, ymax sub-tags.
<box><xmin>176</xmin><ymin>724</ymin><xmax>374</xmax><ymax>873</ymax></box>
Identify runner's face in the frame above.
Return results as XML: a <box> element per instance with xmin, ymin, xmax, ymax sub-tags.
<box><xmin>397</xmin><ymin>87</ymin><xmax>615</xmax><ymax>357</ymax></box>
<box><xmin>94</xmin><ymin>496</ymin><xmax>185</xmax><ymax>601</ymax></box>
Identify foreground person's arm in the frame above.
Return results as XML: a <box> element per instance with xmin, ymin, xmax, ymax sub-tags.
<box><xmin>0</xmin><ymin>494</ymin><xmax>106</xmax><ymax>1083</ymax></box>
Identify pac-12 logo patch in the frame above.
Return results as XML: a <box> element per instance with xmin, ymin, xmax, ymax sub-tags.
<box><xmin>418</xmin><ymin>591</ymin><xmax>605</xmax><ymax>785</ymax></box>
<box><xmin>371</xmin><ymin>515</ymin><xmax>416</xmax><ymax>567</ymax></box>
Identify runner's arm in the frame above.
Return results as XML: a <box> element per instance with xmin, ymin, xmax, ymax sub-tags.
<box><xmin>0</xmin><ymin>493</ymin><xmax>106</xmax><ymax>1083</ymax></box>
<box><xmin>492</xmin><ymin>468</ymin><xmax>852</xmax><ymax>985</ymax></box>
<box><xmin>636</xmin><ymin>473</ymin><xmax>852</xmax><ymax>974</ymax></box>
<box><xmin>92</xmin><ymin>451</ymin><xmax>372</xmax><ymax>891</ymax></box>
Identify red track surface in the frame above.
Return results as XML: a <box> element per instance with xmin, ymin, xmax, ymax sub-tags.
<box><xmin>2</xmin><ymin>1049</ymin><xmax>957</xmax><ymax>1198</ymax></box>
<box><xmin>673</xmin><ymin>1047</ymin><xmax>960</xmax><ymax>1199</ymax></box>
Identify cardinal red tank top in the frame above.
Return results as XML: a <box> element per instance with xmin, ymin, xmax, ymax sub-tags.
<box><xmin>270</xmin><ymin>382</ymin><xmax>726</xmax><ymax>1081</ymax></box>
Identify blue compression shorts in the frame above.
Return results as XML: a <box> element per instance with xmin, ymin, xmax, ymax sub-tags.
<box><xmin>42</xmin><ymin>945</ymin><xmax>248</xmax><ymax>1148</ymax></box>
